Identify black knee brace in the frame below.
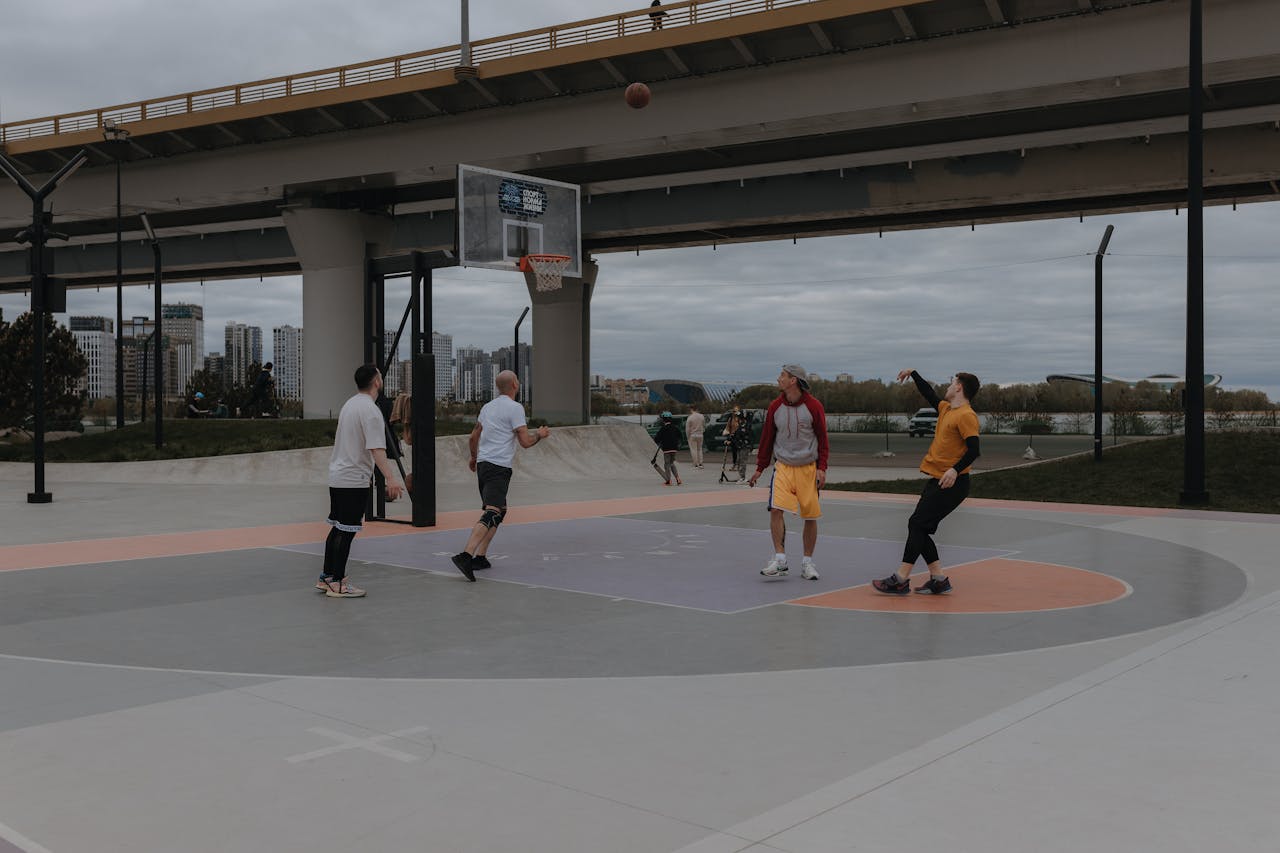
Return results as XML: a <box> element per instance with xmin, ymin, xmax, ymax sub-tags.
<box><xmin>479</xmin><ymin>506</ymin><xmax>506</xmax><ymax>529</ymax></box>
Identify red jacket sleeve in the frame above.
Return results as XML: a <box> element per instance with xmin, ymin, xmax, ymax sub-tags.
<box><xmin>755</xmin><ymin>398</ymin><xmax>782</xmax><ymax>472</ymax></box>
<box><xmin>804</xmin><ymin>394</ymin><xmax>829</xmax><ymax>471</ymax></box>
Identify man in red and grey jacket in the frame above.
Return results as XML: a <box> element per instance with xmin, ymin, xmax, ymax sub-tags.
<box><xmin>748</xmin><ymin>364</ymin><xmax>830</xmax><ymax>580</ymax></box>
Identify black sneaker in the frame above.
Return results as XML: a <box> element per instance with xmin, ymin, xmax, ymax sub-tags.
<box><xmin>915</xmin><ymin>576</ymin><xmax>952</xmax><ymax>594</ymax></box>
<box><xmin>471</xmin><ymin>555</ymin><xmax>492</xmax><ymax>570</ymax></box>
<box><xmin>451</xmin><ymin>552</ymin><xmax>477</xmax><ymax>582</ymax></box>
<box><xmin>871</xmin><ymin>574</ymin><xmax>910</xmax><ymax>595</ymax></box>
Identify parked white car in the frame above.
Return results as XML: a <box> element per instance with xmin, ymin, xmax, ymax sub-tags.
<box><xmin>907</xmin><ymin>407</ymin><xmax>938</xmax><ymax>437</ymax></box>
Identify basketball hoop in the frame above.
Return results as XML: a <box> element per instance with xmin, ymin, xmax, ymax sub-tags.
<box><xmin>519</xmin><ymin>254</ymin><xmax>571</xmax><ymax>292</ymax></box>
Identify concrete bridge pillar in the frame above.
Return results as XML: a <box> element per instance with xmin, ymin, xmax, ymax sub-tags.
<box><xmin>524</xmin><ymin>259</ymin><xmax>598</xmax><ymax>425</ymax></box>
<box><xmin>283</xmin><ymin>208</ymin><xmax>389</xmax><ymax>419</ymax></box>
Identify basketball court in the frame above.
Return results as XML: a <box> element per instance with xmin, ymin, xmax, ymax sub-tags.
<box><xmin>1</xmin><ymin>445</ymin><xmax>1277</xmax><ymax>851</ymax></box>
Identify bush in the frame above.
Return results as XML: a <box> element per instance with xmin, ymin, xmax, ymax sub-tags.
<box><xmin>852</xmin><ymin>414</ymin><xmax>893</xmax><ymax>433</ymax></box>
<box><xmin>1017</xmin><ymin>420</ymin><xmax>1054</xmax><ymax>435</ymax></box>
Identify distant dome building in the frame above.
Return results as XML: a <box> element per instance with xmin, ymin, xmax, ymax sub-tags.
<box><xmin>645</xmin><ymin>379</ymin><xmax>761</xmax><ymax>404</ymax></box>
<box><xmin>1046</xmin><ymin>373</ymin><xmax>1222</xmax><ymax>390</ymax></box>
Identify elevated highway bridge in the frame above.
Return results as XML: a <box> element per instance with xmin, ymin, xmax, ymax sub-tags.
<box><xmin>2</xmin><ymin>0</ymin><xmax>1277</xmax><ymax>418</ymax></box>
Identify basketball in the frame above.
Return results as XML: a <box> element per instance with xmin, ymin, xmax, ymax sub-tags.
<box><xmin>625</xmin><ymin>82</ymin><xmax>651</xmax><ymax>109</ymax></box>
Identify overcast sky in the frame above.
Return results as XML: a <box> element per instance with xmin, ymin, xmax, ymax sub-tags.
<box><xmin>2</xmin><ymin>1</ymin><xmax>1277</xmax><ymax>400</ymax></box>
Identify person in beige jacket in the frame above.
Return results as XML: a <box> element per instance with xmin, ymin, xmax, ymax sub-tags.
<box><xmin>685</xmin><ymin>405</ymin><xmax>706</xmax><ymax>468</ymax></box>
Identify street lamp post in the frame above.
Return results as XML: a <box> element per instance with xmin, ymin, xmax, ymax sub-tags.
<box><xmin>141</xmin><ymin>214</ymin><xmax>164</xmax><ymax>448</ymax></box>
<box><xmin>1181</xmin><ymin>0</ymin><xmax>1209</xmax><ymax>504</ymax></box>
<box><xmin>513</xmin><ymin>306</ymin><xmax>530</xmax><ymax>403</ymax></box>
<box><xmin>103</xmin><ymin>119</ymin><xmax>131</xmax><ymax>429</ymax></box>
<box><xmin>0</xmin><ymin>149</ymin><xmax>90</xmax><ymax>504</ymax></box>
<box><xmin>1094</xmin><ymin>224</ymin><xmax>1114</xmax><ymax>463</ymax></box>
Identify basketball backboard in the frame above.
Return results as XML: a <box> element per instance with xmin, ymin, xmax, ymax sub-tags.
<box><xmin>457</xmin><ymin>164</ymin><xmax>582</xmax><ymax>278</ymax></box>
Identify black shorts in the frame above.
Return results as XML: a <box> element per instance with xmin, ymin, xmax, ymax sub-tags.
<box><xmin>476</xmin><ymin>461</ymin><xmax>513</xmax><ymax>509</ymax></box>
<box><xmin>328</xmin><ymin>486</ymin><xmax>368</xmax><ymax>533</ymax></box>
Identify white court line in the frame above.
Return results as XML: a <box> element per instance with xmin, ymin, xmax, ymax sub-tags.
<box><xmin>285</xmin><ymin>725</ymin><xmax>431</xmax><ymax>764</ymax></box>
<box><xmin>670</xmin><ymin>585</ymin><xmax>1280</xmax><ymax>852</ymax></box>
<box><xmin>0</xmin><ymin>820</ymin><xmax>54</xmax><ymax>853</ymax></box>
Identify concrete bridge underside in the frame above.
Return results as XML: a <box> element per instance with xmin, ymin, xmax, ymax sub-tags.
<box><xmin>2</xmin><ymin>0</ymin><xmax>1277</xmax><ymax>419</ymax></box>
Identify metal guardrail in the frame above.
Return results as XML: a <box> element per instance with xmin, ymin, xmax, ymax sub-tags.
<box><xmin>0</xmin><ymin>0</ymin><xmax>820</xmax><ymax>145</ymax></box>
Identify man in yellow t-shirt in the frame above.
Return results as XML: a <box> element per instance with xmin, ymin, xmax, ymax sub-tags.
<box><xmin>872</xmin><ymin>370</ymin><xmax>982</xmax><ymax>596</ymax></box>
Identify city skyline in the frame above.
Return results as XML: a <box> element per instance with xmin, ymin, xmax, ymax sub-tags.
<box><xmin>2</xmin><ymin>1</ymin><xmax>1277</xmax><ymax>402</ymax></box>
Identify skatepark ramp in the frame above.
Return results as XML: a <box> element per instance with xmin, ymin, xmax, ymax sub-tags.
<box><xmin>0</xmin><ymin>424</ymin><xmax>656</xmax><ymax>486</ymax></box>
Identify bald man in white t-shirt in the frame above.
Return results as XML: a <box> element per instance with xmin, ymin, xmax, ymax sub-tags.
<box><xmin>450</xmin><ymin>370</ymin><xmax>550</xmax><ymax>581</ymax></box>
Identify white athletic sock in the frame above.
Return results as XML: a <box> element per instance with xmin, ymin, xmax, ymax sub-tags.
<box><xmin>802</xmin><ymin>556</ymin><xmax>814</xmax><ymax>565</ymax></box>
<box><xmin>775</xmin><ymin>553</ymin><xmax>787</xmax><ymax>564</ymax></box>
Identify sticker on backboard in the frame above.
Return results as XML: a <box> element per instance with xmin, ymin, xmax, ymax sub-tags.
<box><xmin>457</xmin><ymin>164</ymin><xmax>582</xmax><ymax>278</ymax></box>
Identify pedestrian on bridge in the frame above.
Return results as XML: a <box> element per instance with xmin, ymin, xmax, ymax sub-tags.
<box><xmin>872</xmin><ymin>369</ymin><xmax>981</xmax><ymax>596</ymax></box>
<box><xmin>649</xmin><ymin>0</ymin><xmax>666</xmax><ymax>30</ymax></box>
<box><xmin>451</xmin><ymin>370</ymin><xmax>550</xmax><ymax>581</ymax></box>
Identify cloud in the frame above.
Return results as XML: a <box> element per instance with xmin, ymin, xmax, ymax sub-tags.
<box><xmin>2</xmin><ymin>1</ymin><xmax>1276</xmax><ymax>402</ymax></box>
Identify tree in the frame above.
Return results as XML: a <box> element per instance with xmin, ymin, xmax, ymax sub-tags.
<box><xmin>0</xmin><ymin>308</ymin><xmax>86</xmax><ymax>429</ymax></box>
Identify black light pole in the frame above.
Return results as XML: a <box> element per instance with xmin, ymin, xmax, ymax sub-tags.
<box><xmin>141</xmin><ymin>214</ymin><xmax>164</xmax><ymax>448</ymax></box>
<box><xmin>1182</xmin><ymin>0</ymin><xmax>1209</xmax><ymax>504</ymax></box>
<box><xmin>103</xmin><ymin>119</ymin><xmax>130</xmax><ymax>429</ymax></box>
<box><xmin>514</xmin><ymin>305</ymin><xmax>530</xmax><ymax>403</ymax></box>
<box><xmin>1094</xmin><ymin>224</ymin><xmax>1114</xmax><ymax>462</ymax></box>
<box><xmin>0</xmin><ymin>149</ymin><xmax>90</xmax><ymax>504</ymax></box>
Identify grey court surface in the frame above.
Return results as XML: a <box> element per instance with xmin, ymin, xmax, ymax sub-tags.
<box><xmin>1</xmin><ymin>450</ymin><xmax>1279</xmax><ymax>852</ymax></box>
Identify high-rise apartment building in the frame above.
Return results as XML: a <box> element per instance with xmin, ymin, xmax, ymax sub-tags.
<box><xmin>493</xmin><ymin>343</ymin><xmax>532</xmax><ymax>403</ymax></box>
<box><xmin>224</xmin><ymin>323</ymin><xmax>263</xmax><ymax>388</ymax></box>
<box><xmin>431</xmin><ymin>332</ymin><xmax>453</xmax><ymax>400</ymax></box>
<box><xmin>272</xmin><ymin>326</ymin><xmax>304</xmax><ymax>400</ymax></box>
<box><xmin>69</xmin><ymin>316</ymin><xmax>115</xmax><ymax>401</ymax></box>
<box><xmin>454</xmin><ymin>345</ymin><xmax>494</xmax><ymax>402</ymax></box>
<box><xmin>203</xmin><ymin>353</ymin><xmax>225</xmax><ymax>382</ymax></box>
<box><xmin>162</xmin><ymin>304</ymin><xmax>203</xmax><ymax>394</ymax></box>
<box><xmin>381</xmin><ymin>330</ymin><xmax>402</xmax><ymax>396</ymax></box>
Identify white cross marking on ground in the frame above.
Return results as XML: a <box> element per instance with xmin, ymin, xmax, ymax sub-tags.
<box><xmin>285</xmin><ymin>726</ymin><xmax>430</xmax><ymax>764</ymax></box>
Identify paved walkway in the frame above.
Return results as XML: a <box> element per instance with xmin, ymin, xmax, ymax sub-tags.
<box><xmin>1</xmin><ymin>426</ymin><xmax>1277</xmax><ymax>851</ymax></box>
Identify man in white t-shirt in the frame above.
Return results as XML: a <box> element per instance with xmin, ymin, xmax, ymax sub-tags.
<box><xmin>450</xmin><ymin>369</ymin><xmax>550</xmax><ymax>581</ymax></box>
<box><xmin>316</xmin><ymin>364</ymin><xmax>405</xmax><ymax>598</ymax></box>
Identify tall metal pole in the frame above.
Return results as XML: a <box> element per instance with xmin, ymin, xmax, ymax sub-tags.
<box><xmin>114</xmin><ymin>155</ymin><xmax>125</xmax><ymax>428</ymax></box>
<box><xmin>142</xmin><ymin>214</ymin><xmax>163</xmax><ymax>448</ymax></box>
<box><xmin>1094</xmin><ymin>224</ymin><xmax>1114</xmax><ymax>462</ymax></box>
<box><xmin>1182</xmin><ymin>0</ymin><xmax>1208</xmax><ymax>504</ymax></box>
<box><xmin>153</xmin><ymin>241</ymin><xmax>164</xmax><ymax>448</ymax></box>
<box><xmin>514</xmin><ymin>306</ymin><xmax>529</xmax><ymax>403</ymax></box>
<box><xmin>29</xmin><ymin>195</ymin><xmax>51</xmax><ymax>502</ymax></box>
<box><xmin>460</xmin><ymin>0</ymin><xmax>471</xmax><ymax>66</ymax></box>
<box><xmin>0</xmin><ymin>149</ymin><xmax>89</xmax><ymax>504</ymax></box>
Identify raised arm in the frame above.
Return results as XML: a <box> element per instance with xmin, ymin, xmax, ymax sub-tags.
<box><xmin>897</xmin><ymin>368</ymin><xmax>941</xmax><ymax>410</ymax></box>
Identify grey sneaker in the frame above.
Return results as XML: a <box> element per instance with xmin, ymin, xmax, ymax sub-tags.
<box><xmin>760</xmin><ymin>557</ymin><xmax>789</xmax><ymax>578</ymax></box>
<box><xmin>800</xmin><ymin>561</ymin><xmax>819</xmax><ymax>580</ymax></box>
<box><xmin>914</xmin><ymin>576</ymin><xmax>952</xmax><ymax>594</ymax></box>
<box><xmin>871</xmin><ymin>574</ymin><xmax>910</xmax><ymax>595</ymax></box>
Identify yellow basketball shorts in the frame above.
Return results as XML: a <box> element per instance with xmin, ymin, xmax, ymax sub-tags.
<box><xmin>768</xmin><ymin>461</ymin><xmax>821</xmax><ymax>519</ymax></box>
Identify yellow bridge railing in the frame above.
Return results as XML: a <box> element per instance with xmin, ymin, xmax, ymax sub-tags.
<box><xmin>0</xmin><ymin>0</ymin><xmax>822</xmax><ymax>144</ymax></box>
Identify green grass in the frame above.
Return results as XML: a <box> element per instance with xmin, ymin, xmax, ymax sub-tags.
<box><xmin>828</xmin><ymin>431</ymin><xmax>1280</xmax><ymax>515</ymax></box>
<box><xmin>0</xmin><ymin>418</ymin><xmax>475</xmax><ymax>463</ymax></box>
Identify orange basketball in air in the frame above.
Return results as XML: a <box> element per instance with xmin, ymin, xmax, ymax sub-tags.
<box><xmin>625</xmin><ymin>82</ymin><xmax>651</xmax><ymax>109</ymax></box>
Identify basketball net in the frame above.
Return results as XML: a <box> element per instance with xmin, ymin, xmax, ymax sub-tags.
<box><xmin>520</xmin><ymin>254</ymin><xmax>571</xmax><ymax>292</ymax></box>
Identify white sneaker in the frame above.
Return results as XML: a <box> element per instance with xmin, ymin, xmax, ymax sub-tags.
<box><xmin>800</xmin><ymin>561</ymin><xmax>819</xmax><ymax>580</ymax></box>
<box><xmin>761</xmin><ymin>558</ymin><xmax>789</xmax><ymax>578</ymax></box>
